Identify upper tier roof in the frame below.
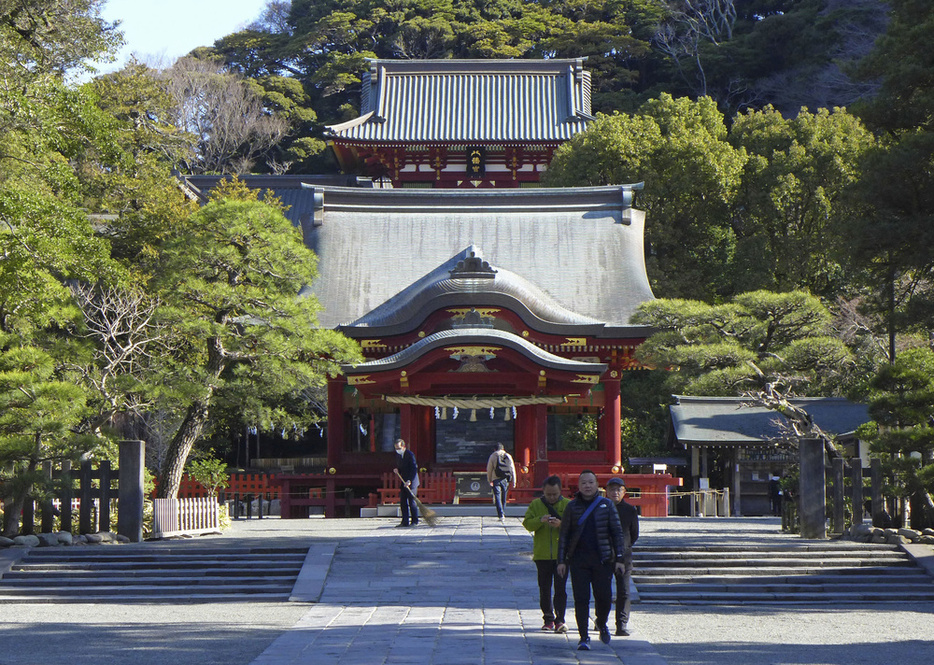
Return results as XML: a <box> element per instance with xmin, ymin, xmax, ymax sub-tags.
<box><xmin>325</xmin><ymin>58</ymin><xmax>593</xmax><ymax>144</ymax></box>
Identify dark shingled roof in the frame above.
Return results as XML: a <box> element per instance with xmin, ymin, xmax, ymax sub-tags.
<box><xmin>669</xmin><ymin>396</ymin><xmax>870</xmax><ymax>447</ymax></box>
<box><xmin>325</xmin><ymin>58</ymin><xmax>593</xmax><ymax>143</ymax></box>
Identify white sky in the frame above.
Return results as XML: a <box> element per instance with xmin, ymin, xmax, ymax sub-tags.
<box><xmin>99</xmin><ymin>0</ymin><xmax>269</xmax><ymax>72</ymax></box>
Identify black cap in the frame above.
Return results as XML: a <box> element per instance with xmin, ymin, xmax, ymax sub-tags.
<box><xmin>606</xmin><ymin>477</ymin><xmax>625</xmax><ymax>488</ymax></box>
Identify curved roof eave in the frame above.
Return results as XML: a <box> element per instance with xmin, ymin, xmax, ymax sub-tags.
<box><xmin>341</xmin><ymin>328</ymin><xmax>608</xmax><ymax>375</ymax></box>
<box><xmin>343</xmin><ymin>246</ymin><xmax>604</xmax><ymax>330</ymax></box>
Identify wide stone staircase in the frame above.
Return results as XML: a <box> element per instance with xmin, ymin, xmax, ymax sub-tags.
<box><xmin>0</xmin><ymin>544</ymin><xmax>308</xmax><ymax>603</ymax></box>
<box><xmin>633</xmin><ymin>541</ymin><xmax>934</xmax><ymax>604</ymax></box>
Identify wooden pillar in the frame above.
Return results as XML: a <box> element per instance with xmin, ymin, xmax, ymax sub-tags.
<box><xmin>831</xmin><ymin>457</ymin><xmax>845</xmax><ymax>535</ymax></box>
<box><xmin>326</xmin><ymin>377</ymin><xmax>345</xmax><ymax>469</ymax></box>
<box><xmin>415</xmin><ymin>405</ymin><xmax>433</xmax><ymax>468</ymax></box>
<box><xmin>871</xmin><ymin>457</ymin><xmax>884</xmax><ymax>527</ymax></box>
<box><xmin>799</xmin><ymin>438</ymin><xmax>826</xmax><ymax>539</ymax></box>
<box><xmin>117</xmin><ymin>439</ymin><xmax>145</xmax><ymax>543</ymax></box>
<box><xmin>602</xmin><ymin>376</ymin><xmax>621</xmax><ymax>467</ymax></box>
<box><xmin>851</xmin><ymin>459</ymin><xmax>864</xmax><ymax>525</ymax></box>
<box><xmin>400</xmin><ymin>404</ymin><xmax>415</xmax><ymax>452</ymax></box>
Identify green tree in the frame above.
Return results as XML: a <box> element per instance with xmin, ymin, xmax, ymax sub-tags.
<box><xmin>855</xmin><ymin>0</ymin><xmax>934</xmax><ymax>134</ymax></box>
<box><xmin>152</xmin><ymin>190</ymin><xmax>360</xmax><ymax>498</ymax></box>
<box><xmin>187</xmin><ymin>453</ymin><xmax>230</xmax><ymax>498</ymax></box>
<box><xmin>0</xmin><ymin>337</ymin><xmax>90</xmax><ymax>536</ymax></box>
<box><xmin>729</xmin><ymin>105</ymin><xmax>875</xmax><ymax>297</ymax></box>
<box><xmin>844</xmin><ymin>132</ymin><xmax>934</xmax><ymax>361</ymax></box>
<box><xmin>543</xmin><ymin>94</ymin><xmax>747</xmax><ymax>300</ymax></box>
<box><xmin>860</xmin><ymin>347</ymin><xmax>934</xmax><ymax>528</ymax></box>
<box><xmin>633</xmin><ymin>290</ymin><xmax>854</xmax><ymax>398</ymax></box>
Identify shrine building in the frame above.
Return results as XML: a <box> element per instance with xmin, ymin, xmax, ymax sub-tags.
<box><xmin>325</xmin><ymin>58</ymin><xmax>594</xmax><ymax>188</ymax></box>
<box><xmin>182</xmin><ymin>58</ymin><xmax>683</xmax><ymax>517</ymax></box>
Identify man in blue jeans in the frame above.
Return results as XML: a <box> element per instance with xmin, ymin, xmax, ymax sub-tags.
<box><xmin>556</xmin><ymin>470</ymin><xmax>626</xmax><ymax>651</ymax></box>
<box><xmin>486</xmin><ymin>443</ymin><xmax>515</xmax><ymax>522</ymax></box>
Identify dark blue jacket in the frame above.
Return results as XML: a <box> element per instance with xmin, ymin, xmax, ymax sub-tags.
<box><xmin>556</xmin><ymin>493</ymin><xmax>626</xmax><ymax>565</ymax></box>
<box><xmin>396</xmin><ymin>449</ymin><xmax>418</xmax><ymax>484</ymax></box>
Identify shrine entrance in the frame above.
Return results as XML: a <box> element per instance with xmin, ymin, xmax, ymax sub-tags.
<box><xmin>434</xmin><ymin>417</ymin><xmax>514</xmax><ymax>465</ymax></box>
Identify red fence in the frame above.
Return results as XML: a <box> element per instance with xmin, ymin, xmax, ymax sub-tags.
<box><xmin>157</xmin><ymin>474</ymin><xmax>280</xmax><ymax>499</ymax></box>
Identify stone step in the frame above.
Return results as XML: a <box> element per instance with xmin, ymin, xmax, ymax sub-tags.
<box><xmin>3</xmin><ymin>568</ymin><xmax>300</xmax><ymax>579</ymax></box>
<box><xmin>24</xmin><ymin>546</ymin><xmax>308</xmax><ymax>555</ymax></box>
<box><xmin>0</xmin><ymin>582</ymin><xmax>294</xmax><ymax>596</ymax></box>
<box><xmin>0</xmin><ymin>591</ymin><xmax>292</xmax><ymax>604</ymax></box>
<box><xmin>639</xmin><ymin>589</ymin><xmax>934</xmax><ymax>604</ymax></box>
<box><xmin>0</xmin><ymin>574</ymin><xmax>299</xmax><ymax>587</ymax></box>
<box><xmin>20</xmin><ymin>551</ymin><xmax>307</xmax><ymax>562</ymax></box>
<box><xmin>0</xmin><ymin>545</ymin><xmax>308</xmax><ymax>603</ymax></box>
<box><xmin>634</xmin><ymin>571</ymin><xmax>932</xmax><ymax>585</ymax></box>
<box><xmin>638</xmin><ymin>543</ymin><xmax>900</xmax><ymax>553</ymax></box>
<box><xmin>634</xmin><ymin>557</ymin><xmax>912</xmax><ymax>569</ymax></box>
<box><xmin>633</xmin><ymin>542</ymin><xmax>934</xmax><ymax>605</ymax></box>
<box><xmin>14</xmin><ymin>560</ymin><xmax>305</xmax><ymax>572</ymax></box>
<box><xmin>636</xmin><ymin>549</ymin><xmax>902</xmax><ymax>560</ymax></box>
<box><xmin>637</xmin><ymin>581</ymin><xmax>934</xmax><ymax>594</ymax></box>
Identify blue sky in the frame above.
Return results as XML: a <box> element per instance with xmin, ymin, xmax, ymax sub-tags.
<box><xmin>100</xmin><ymin>0</ymin><xmax>268</xmax><ymax>71</ymax></box>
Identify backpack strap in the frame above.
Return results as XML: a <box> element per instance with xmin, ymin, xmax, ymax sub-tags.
<box><xmin>577</xmin><ymin>497</ymin><xmax>604</xmax><ymax>526</ymax></box>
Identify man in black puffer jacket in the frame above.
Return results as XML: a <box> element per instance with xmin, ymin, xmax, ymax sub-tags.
<box><xmin>556</xmin><ymin>470</ymin><xmax>626</xmax><ymax>651</ymax></box>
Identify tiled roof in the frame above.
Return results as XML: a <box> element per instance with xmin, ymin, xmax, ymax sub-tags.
<box><xmin>326</xmin><ymin>58</ymin><xmax>593</xmax><ymax>143</ymax></box>
<box><xmin>669</xmin><ymin>396</ymin><xmax>870</xmax><ymax>446</ymax></box>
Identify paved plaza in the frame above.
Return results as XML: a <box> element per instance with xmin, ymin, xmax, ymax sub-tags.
<box><xmin>1</xmin><ymin>516</ymin><xmax>933</xmax><ymax>665</ymax></box>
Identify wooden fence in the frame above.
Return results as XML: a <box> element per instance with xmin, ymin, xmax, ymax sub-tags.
<box><xmin>152</xmin><ymin>497</ymin><xmax>220</xmax><ymax>538</ymax></box>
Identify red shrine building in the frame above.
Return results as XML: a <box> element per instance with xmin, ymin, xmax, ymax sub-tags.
<box><xmin>184</xmin><ymin>59</ymin><xmax>683</xmax><ymax>517</ymax></box>
<box><xmin>325</xmin><ymin>58</ymin><xmax>594</xmax><ymax>188</ymax></box>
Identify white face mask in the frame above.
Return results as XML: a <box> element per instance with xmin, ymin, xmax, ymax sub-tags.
<box><xmin>395</xmin><ymin>448</ymin><xmax>405</xmax><ymax>456</ymax></box>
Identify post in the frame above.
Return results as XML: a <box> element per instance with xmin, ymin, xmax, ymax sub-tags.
<box><xmin>79</xmin><ymin>460</ymin><xmax>94</xmax><ymax>534</ymax></box>
<box><xmin>99</xmin><ymin>460</ymin><xmax>112</xmax><ymax>532</ymax></box>
<box><xmin>798</xmin><ymin>438</ymin><xmax>826</xmax><ymax>539</ymax></box>
<box><xmin>60</xmin><ymin>460</ymin><xmax>73</xmax><ymax>533</ymax></box>
<box><xmin>850</xmin><ymin>459</ymin><xmax>864</xmax><ymax>526</ymax></box>
<box><xmin>118</xmin><ymin>440</ymin><xmax>145</xmax><ymax>543</ymax></box>
<box><xmin>831</xmin><ymin>457</ymin><xmax>845</xmax><ymax>535</ymax></box>
<box><xmin>871</xmin><ymin>457</ymin><xmax>884</xmax><ymax>527</ymax></box>
<box><xmin>40</xmin><ymin>461</ymin><xmax>54</xmax><ymax>533</ymax></box>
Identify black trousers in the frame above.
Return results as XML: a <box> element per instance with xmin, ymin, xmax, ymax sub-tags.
<box><xmin>535</xmin><ymin>559</ymin><xmax>568</xmax><ymax>624</ymax></box>
<box><xmin>614</xmin><ymin>562</ymin><xmax>633</xmax><ymax>627</ymax></box>
<box><xmin>569</xmin><ymin>553</ymin><xmax>614</xmax><ymax>639</ymax></box>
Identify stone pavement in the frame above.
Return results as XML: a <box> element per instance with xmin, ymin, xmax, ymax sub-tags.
<box><xmin>248</xmin><ymin>516</ymin><xmax>667</xmax><ymax>665</ymax></box>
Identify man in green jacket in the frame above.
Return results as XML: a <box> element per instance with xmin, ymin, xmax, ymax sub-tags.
<box><xmin>522</xmin><ymin>475</ymin><xmax>570</xmax><ymax>633</ymax></box>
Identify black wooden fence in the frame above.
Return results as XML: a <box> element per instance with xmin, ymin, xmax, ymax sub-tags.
<box><xmin>7</xmin><ymin>440</ymin><xmax>145</xmax><ymax>542</ymax></box>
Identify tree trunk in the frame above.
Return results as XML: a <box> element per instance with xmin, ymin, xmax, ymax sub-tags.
<box><xmin>156</xmin><ymin>336</ymin><xmax>228</xmax><ymax>498</ymax></box>
<box><xmin>156</xmin><ymin>397</ymin><xmax>212</xmax><ymax>499</ymax></box>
